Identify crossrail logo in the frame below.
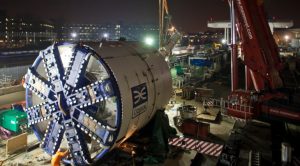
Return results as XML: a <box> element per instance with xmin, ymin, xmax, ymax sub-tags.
<box><xmin>131</xmin><ymin>83</ymin><xmax>148</xmax><ymax>118</ymax></box>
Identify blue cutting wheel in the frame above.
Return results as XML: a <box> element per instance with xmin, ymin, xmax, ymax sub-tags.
<box><xmin>24</xmin><ymin>43</ymin><xmax>121</xmax><ymax>165</ymax></box>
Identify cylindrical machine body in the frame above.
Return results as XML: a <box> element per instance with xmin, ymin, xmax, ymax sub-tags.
<box><xmin>24</xmin><ymin>42</ymin><xmax>172</xmax><ymax>165</ymax></box>
<box><xmin>94</xmin><ymin>42</ymin><xmax>172</xmax><ymax>143</ymax></box>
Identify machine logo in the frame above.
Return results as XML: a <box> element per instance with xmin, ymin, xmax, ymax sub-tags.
<box><xmin>132</xmin><ymin>83</ymin><xmax>148</xmax><ymax>108</ymax></box>
<box><xmin>131</xmin><ymin>83</ymin><xmax>148</xmax><ymax>118</ymax></box>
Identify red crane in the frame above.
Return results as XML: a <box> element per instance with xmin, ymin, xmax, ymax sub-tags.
<box><xmin>226</xmin><ymin>0</ymin><xmax>300</xmax><ymax>123</ymax></box>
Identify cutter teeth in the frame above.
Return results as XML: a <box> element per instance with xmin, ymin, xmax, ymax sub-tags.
<box><xmin>24</xmin><ymin>45</ymin><xmax>119</xmax><ymax>165</ymax></box>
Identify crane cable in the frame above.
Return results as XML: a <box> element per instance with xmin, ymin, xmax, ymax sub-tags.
<box><xmin>163</xmin><ymin>0</ymin><xmax>169</xmax><ymax>15</ymax></box>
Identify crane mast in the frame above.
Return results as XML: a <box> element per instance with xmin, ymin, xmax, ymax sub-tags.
<box><xmin>227</xmin><ymin>0</ymin><xmax>300</xmax><ymax>123</ymax></box>
<box><xmin>230</xmin><ymin>0</ymin><xmax>283</xmax><ymax>92</ymax></box>
<box><xmin>158</xmin><ymin>0</ymin><xmax>181</xmax><ymax>57</ymax></box>
<box><xmin>159</xmin><ymin>0</ymin><xmax>171</xmax><ymax>49</ymax></box>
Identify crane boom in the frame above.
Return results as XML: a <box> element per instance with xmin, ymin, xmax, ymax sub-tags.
<box><xmin>227</xmin><ymin>0</ymin><xmax>300</xmax><ymax>123</ymax></box>
<box><xmin>159</xmin><ymin>0</ymin><xmax>182</xmax><ymax>56</ymax></box>
<box><xmin>163</xmin><ymin>0</ymin><xmax>169</xmax><ymax>15</ymax></box>
<box><xmin>232</xmin><ymin>0</ymin><xmax>283</xmax><ymax>91</ymax></box>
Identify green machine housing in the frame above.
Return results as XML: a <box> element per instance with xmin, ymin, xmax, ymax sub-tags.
<box><xmin>0</xmin><ymin>109</ymin><xmax>28</xmax><ymax>133</ymax></box>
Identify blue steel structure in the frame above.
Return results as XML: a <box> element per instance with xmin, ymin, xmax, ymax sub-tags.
<box><xmin>24</xmin><ymin>43</ymin><xmax>121</xmax><ymax>165</ymax></box>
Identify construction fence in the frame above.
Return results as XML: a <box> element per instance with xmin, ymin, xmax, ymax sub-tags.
<box><xmin>0</xmin><ymin>65</ymin><xmax>29</xmax><ymax>87</ymax></box>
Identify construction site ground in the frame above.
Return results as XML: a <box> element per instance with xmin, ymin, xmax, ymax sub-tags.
<box><xmin>0</xmin><ymin>67</ymin><xmax>276</xmax><ymax>166</ymax></box>
<box><xmin>163</xmin><ymin>91</ymin><xmax>273</xmax><ymax>166</ymax></box>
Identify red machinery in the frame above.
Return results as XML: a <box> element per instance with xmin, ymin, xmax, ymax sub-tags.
<box><xmin>227</xmin><ymin>0</ymin><xmax>300</xmax><ymax>123</ymax></box>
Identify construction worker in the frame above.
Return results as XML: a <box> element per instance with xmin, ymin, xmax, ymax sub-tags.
<box><xmin>51</xmin><ymin>149</ymin><xmax>69</xmax><ymax>166</ymax></box>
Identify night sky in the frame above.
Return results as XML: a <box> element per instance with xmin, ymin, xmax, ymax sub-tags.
<box><xmin>1</xmin><ymin>0</ymin><xmax>300</xmax><ymax>32</ymax></box>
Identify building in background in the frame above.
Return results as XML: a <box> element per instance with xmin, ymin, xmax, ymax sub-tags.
<box><xmin>8</xmin><ymin>18</ymin><xmax>56</xmax><ymax>44</ymax></box>
<box><xmin>0</xmin><ymin>10</ymin><xmax>6</xmax><ymax>45</ymax></box>
<box><xmin>121</xmin><ymin>24</ymin><xmax>159</xmax><ymax>41</ymax></box>
<box><xmin>0</xmin><ymin>11</ymin><xmax>160</xmax><ymax>47</ymax></box>
<box><xmin>0</xmin><ymin>12</ymin><xmax>56</xmax><ymax>48</ymax></box>
<box><xmin>60</xmin><ymin>24</ymin><xmax>115</xmax><ymax>41</ymax></box>
<box><xmin>60</xmin><ymin>23</ymin><xmax>159</xmax><ymax>42</ymax></box>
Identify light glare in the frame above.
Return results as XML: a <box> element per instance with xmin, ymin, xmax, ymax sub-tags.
<box><xmin>145</xmin><ymin>37</ymin><xmax>154</xmax><ymax>46</ymax></box>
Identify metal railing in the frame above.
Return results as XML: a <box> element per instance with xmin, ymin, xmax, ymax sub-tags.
<box><xmin>202</xmin><ymin>97</ymin><xmax>253</xmax><ymax>122</ymax></box>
